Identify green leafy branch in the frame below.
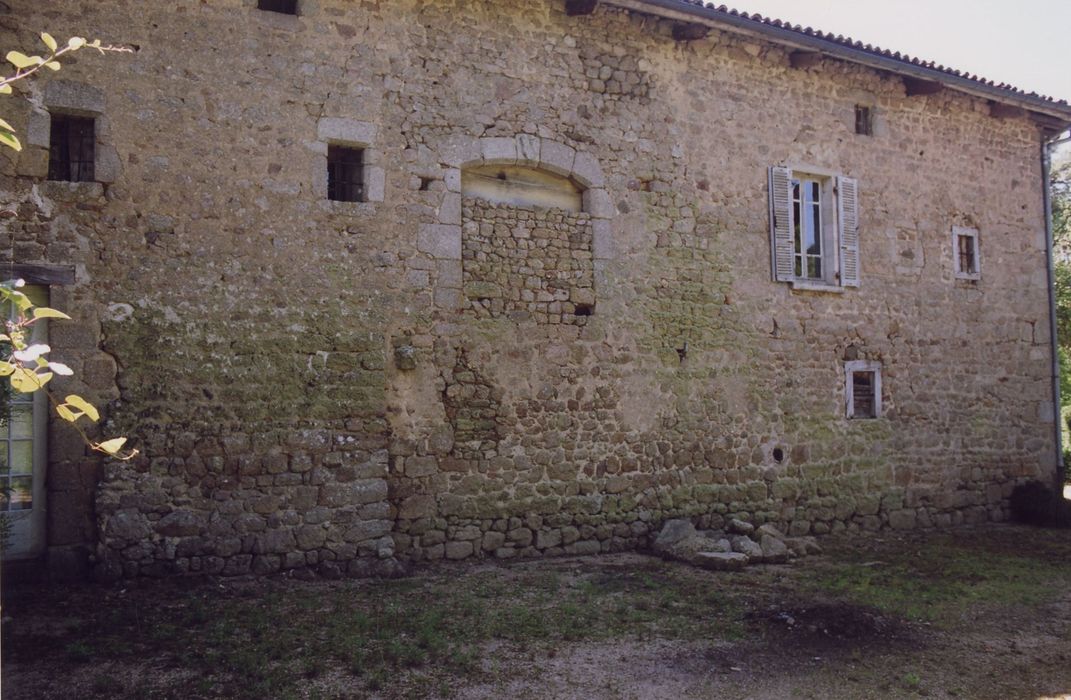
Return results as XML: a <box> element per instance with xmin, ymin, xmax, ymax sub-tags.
<box><xmin>1</xmin><ymin>279</ymin><xmax>136</xmax><ymax>459</ymax></box>
<box><xmin>0</xmin><ymin>32</ymin><xmax>132</xmax><ymax>151</ymax></box>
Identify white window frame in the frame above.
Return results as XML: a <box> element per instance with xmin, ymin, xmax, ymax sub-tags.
<box><xmin>769</xmin><ymin>165</ymin><xmax>859</xmax><ymax>291</ymax></box>
<box><xmin>952</xmin><ymin>225</ymin><xmax>981</xmax><ymax>280</ymax></box>
<box><xmin>845</xmin><ymin>359</ymin><xmax>882</xmax><ymax>420</ymax></box>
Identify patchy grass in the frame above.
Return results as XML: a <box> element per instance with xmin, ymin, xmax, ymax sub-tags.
<box><xmin>6</xmin><ymin>525</ymin><xmax>1071</xmax><ymax>699</ymax></box>
<box><xmin>810</xmin><ymin>530</ymin><xmax>1071</xmax><ymax>623</ymax></box>
<box><xmin>3</xmin><ymin>559</ymin><xmax>741</xmax><ymax>699</ymax></box>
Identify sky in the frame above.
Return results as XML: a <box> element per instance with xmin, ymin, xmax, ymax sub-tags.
<box><xmin>725</xmin><ymin>0</ymin><xmax>1071</xmax><ymax>103</ymax></box>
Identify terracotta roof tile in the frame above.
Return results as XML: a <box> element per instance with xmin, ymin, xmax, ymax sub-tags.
<box><xmin>653</xmin><ymin>0</ymin><xmax>1069</xmax><ymax>110</ymax></box>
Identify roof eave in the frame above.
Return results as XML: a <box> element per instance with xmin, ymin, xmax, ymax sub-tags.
<box><xmin>607</xmin><ymin>0</ymin><xmax>1071</xmax><ymax>130</ymax></box>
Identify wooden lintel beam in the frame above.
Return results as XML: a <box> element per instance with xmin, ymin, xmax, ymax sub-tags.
<box><xmin>789</xmin><ymin>51</ymin><xmax>822</xmax><ymax>69</ymax></box>
<box><xmin>672</xmin><ymin>22</ymin><xmax>709</xmax><ymax>41</ymax></box>
<box><xmin>565</xmin><ymin>0</ymin><xmax>599</xmax><ymax>16</ymax></box>
<box><xmin>989</xmin><ymin>102</ymin><xmax>1026</xmax><ymax>119</ymax></box>
<box><xmin>903</xmin><ymin>77</ymin><xmax>944</xmax><ymax>96</ymax></box>
<box><xmin>3</xmin><ymin>263</ymin><xmax>76</xmax><ymax>286</ymax></box>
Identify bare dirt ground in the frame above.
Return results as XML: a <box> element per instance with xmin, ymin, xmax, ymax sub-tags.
<box><xmin>4</xmin><ymin>524</ymin><xmax>1071</xmax><ymax>699</ymax></box>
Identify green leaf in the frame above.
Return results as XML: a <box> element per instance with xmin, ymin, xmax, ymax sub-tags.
<box><xmin>6</xmin><ymin>51</ymin><xmax>42</xmax><ymax>69</ymax></box>
<box><xmin>0</xmin><ymin>118</ymin><xmax>13</xmax><ymax>131</ymax></box>
<box><xmin>67</xmin><ymin>37</ymin><xmax>86</xmax><ymax>50</ymax></box>
<box><xmin>0</xmin><ymin>130</ymin><xmax>22</xmax><ymax>152</ymax></box>
<box><xmin>44</xmin><ymin>61</ymin><xmax>61</xmax><ymax>72</ymax></box>
<box><xmin>33</xmin><ymin>307</ymin><xmax>71</xmax><ymax>320</ymax></box>
<box><xmin>41</xmin><ymin>33</ymin><xmax>58</xmax><ymax>52</ymax></box>
<box><xmin>97</xmin><ymin>437</ymin><xmax>127</xmax><ymax>455</ymax></box>
<box><xmin>10</xmin><ymin>368</ymin><xmax>48</xmax><ymax>393</ymax></box>
<box><xmin>56</xmin><ymin>404</ymin><xmax>78</xmax><ymax>422</ymax></box>
<box><xmin>0</xmin><ymin>84</ymin><xmax>11</xmax><ymax>95</ymax></box>
<box><xmin>0</xmin><ymin>361</ymin><xmax>13</xmax><ymax>376</ymax></box>
<box><xmin>65</xmin><ymin>394</ymin><xmax>100</xmax><ymax>422</ymax></box>
<box><xmin>47</xmin><ymin>361</ymin><xmax>73</xmax><ymax>376</ymax></box>
<box><xmin>9</xmin><ymin>290</ymin><xmax>32</xmax><ymax>312</ymax></box>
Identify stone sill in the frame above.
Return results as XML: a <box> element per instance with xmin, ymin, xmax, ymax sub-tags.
<box><xmin>790</xmin><ymin>280</ymin><xmax>845</xmax><ymax>294</ymax></box>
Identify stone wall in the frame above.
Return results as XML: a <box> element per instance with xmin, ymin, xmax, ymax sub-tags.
<box><xmin>0</xmin><ymin>0</ymin><xmax>1058</xmax><ymax>578</ymax></box>
<box><xmin>462</xmin><ymin>198</ymin><xmax>595</xmax><ymax>323</ymax></box>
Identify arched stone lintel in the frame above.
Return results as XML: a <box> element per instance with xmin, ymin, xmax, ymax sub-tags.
<box><xmin>444</xmin><ymin>135</ymin><xmax>606</xmax><ymax>189</ymax></box>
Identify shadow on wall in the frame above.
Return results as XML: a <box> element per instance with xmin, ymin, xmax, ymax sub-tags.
<box><xmin>1010</xmin><ymin>481</ymin><xmax>1071</xmax><ymax>527</ymax></box>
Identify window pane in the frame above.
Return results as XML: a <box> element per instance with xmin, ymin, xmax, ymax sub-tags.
<box><xmin>10</xmin><ymin>441</ymin><xmax>32</xmax><ymax>475</ymax></box>
<box><xmin>808</xmin><ymin>257</ymin><xmax>822</xmax><ymax>278</ymax></box>
<box><xmin>5</xmin><ymin>476</ymin><xmax>32</xmax><ymax>510</ymax></box>
<box><xmin>792</xmin><ymin>200</ymin><xmax>802</xmax><ymax>253</ymax></box>
<box><xmin>0</xmin><ymin>447</ymin><xmax>7</xmax><ymax>473</ymax></box>
<box><xmin>9</xmin><ymin>405</ymin><xmax>32</xmax><ymax>439</ymax></box>
<box><xmin>806</xmin><ymin>203</ymin><xmax>821</xmax><ymax>255</ymax></box>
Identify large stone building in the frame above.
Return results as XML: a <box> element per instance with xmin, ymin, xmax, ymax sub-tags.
<box><xmin>2</xmin><ymin>0</ymin><xmax>1070</xmax><ymax>579</ymax></box>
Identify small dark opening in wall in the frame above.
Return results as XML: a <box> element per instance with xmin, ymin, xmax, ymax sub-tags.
<box><xmin>852</xmin><ymin>371</ymin><xmax>877</xmax><ymax>418</ymax></box>
<box><xmin>575</xmin><ymin>303</ymin><xmax>594</xmax><ymax>317</ymax></box>
<box><xmin>772</xmin><ymin>447</ymin><xmax>784</xmax><ymax>463</ymax></box>
<box><xmin>48</xmin><ymin>113</ymin><xmax>95</xmax><ymax>182</ymax></box>
<box><xmin>855</xmin><ymin>105</ymin><xmax>873</xmax><ymax>136</ymax></box>
<box><xmin>327</xmin><ymin>145</ymin><xmax>364</xmax><ymax>202</ymax></box>
<box><xmin>258</xmin><ymin>0</ymin><xmax>298</xmax><ymax>15</ymax></box>
<box><xmin>418</xmin><ymin>177</ymin><xmax>434</xmax><ymax>191</ymax></box>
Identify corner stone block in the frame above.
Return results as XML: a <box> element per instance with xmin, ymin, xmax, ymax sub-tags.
<box><xmin>480</xmin><ymin>137</ymin><xmax>518</xmax><ymax>164</ymax></box>
<box><xmin>27</xmin><ymin>110</ymin><xmax>50</xmax><ymax>148</ymax></box>
<box><xmin>438</xmin><ymin>192</ymin><xmax>462</xmax><ymax>224</ymax></box>
<box><xmin>439</xmin><ymin>138</ymin><xmax>482</xmax><ymax>168</ymax></box>
<box><xmin>592</xmin><ymin>219</ymin><xmax>613</xmax><ymax>260</ymax></box>
<box><xmin>437</xmin><ymin>259</ymin><xmax>463</xmax><ymax>288</ymax></box>
<box><xmin>95</xmin><ymin>144</ymin><xmax>121</xmax><ymax>183</ymax></box>
<box><xmin>365</xmin><ymin>166</ymin><xmax>385</xmax><ymax>202</ymax></box>
<box><xmin>44</xmin><ymin>80</ymin><xmax>105</xmax><ymax>113</ymax></box>
<box><xmin>583</xmin><ymin>188</ymin><xmax>614</xmax><ymax>219</ymax></box>
<box><xmin>516</xmin><ymin>134</ymin><xmax>541</xmax><ymax>164</ymax></box>
<box><xmin>572</xmin><ymin>150</ymin><xmax>605</xmax><ymax>187</ymax></box>
<box><xmin>539</xmin><ymin>140</ymin><xmax>576</xmax><ymax>177</ymax></box>
<box><xmin>317</xmin><ymin>117</ymin><xmax>377</xmax><ymax>145</ymax></box>
<box><xmin>444</xmin><ymin>168</ymin><xmax>462</xmax><ymax>192</ymax></box>
<box><xmin>417</xmin><ymin>224</ymin><xmax>462</xmax><ymax>260</ymax></box>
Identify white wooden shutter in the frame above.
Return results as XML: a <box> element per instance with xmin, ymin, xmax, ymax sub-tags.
<box><xmin>837</xmin><ymin>175</ymin><xmax>860</xmax><ymax>287</ymax></box>
<box><xmin>768</xmin><ymin>166</ymin><xmax>794</xmax><ymax>282</ymax></box>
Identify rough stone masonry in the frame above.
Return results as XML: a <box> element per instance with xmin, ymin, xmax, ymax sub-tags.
<box><xmin>0</xmin><ymin>0</ymin><xmax>1068</xmax><ymax>579</ymax></box>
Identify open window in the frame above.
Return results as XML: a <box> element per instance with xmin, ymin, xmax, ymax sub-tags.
<box><xmin>769</xmin><ymin>166</ymin><xmax>859</xmax><ymax>290</ymax></box>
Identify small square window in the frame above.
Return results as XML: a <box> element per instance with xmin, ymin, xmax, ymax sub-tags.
<box><xmin>845</xmin><ymin>360</ymin><xmax>882</xmax><ymax>419</ymax></box>
<box><xmin>952</xmin><ymin>226</ymin><xmax>980</xmax><ymax>280</ymax></box>
<box><xmin>47</xmin><ymin>114</ymin><xmax>95</xmax><ymax>182</ymax></box>
<box><xmin>855</xmin><ymin>106</ymin><xmax>873</xmax><ymax>136</ymax></box>
<box><xmin>327</xmin><ymin>146</ymin><xmax>365</xmax><ymax>202</ymax></box>
<box><xmin>257</xmin><ymin>0</ymin><xmax>297</xmax><ymax>14</ymax></box>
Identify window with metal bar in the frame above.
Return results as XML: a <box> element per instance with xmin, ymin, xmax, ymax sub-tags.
<box><xmin>47</xmin><ymin>114</ymin><xmax>95</xmax><ymax>182</ymax></box>
<box><xmin>327</xmin><ymin>146</ymin><xmax>365</xmax><ymax>202</ymax></box>
<box><xmin>855</xmin><ymin>105</ymin><xmax>873</xmax><ymax>136</ymax></box>
<box><xmin>257</xmin><ymin>0</ymin><xmax>298</xmax><ymax>14</ymax></box>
